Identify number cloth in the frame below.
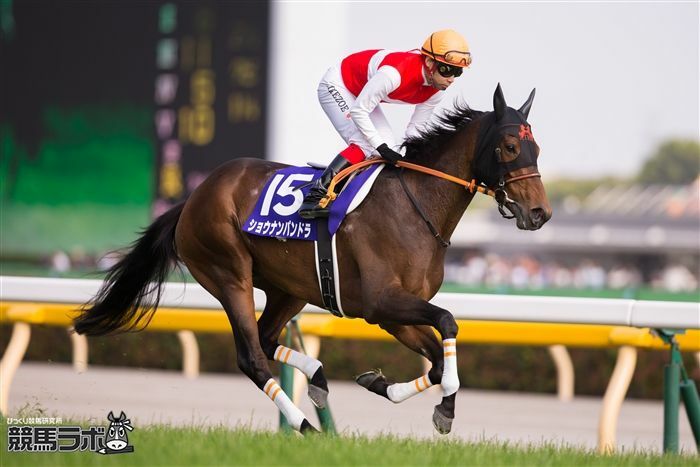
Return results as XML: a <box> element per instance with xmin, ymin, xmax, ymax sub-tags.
<box><xmin>243</xmin><ymin>164</ymin><xmax>384</xmax><ymax>240</ymax></box>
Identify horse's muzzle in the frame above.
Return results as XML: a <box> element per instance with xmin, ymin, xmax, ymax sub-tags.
<box><xmin>529</xmin><ymin>206</ymin><xmax>551</xmax><ymax>230</ymax></box>
<box><xmin>509</xmin><ymin>202</ymin><xmax>551</xmax><ymax>231</ymax></box>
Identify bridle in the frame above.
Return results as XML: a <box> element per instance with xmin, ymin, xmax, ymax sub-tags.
<box><xmin>492</xmin><ymin>166</ymin><xmax>541</xmax><ymax>220</ymax></box>
<box><xmin>474</xmin><ymin>121</ymin><xmax>541</xmax><ymax>219</ymax></box>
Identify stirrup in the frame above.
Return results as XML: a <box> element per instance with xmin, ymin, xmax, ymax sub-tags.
<box><xmin>299</xmin><ymin>203</ymin><xmax>330</xmax><ymax>219</ymax></box>
<box><xmin>299</xmin><ymin>190</ymin><xmax>331</xmax><ymax>219</ymax></box>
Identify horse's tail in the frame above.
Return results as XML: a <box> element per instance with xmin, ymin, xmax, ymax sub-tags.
<box><xmin>73</xmin><ymin>202</ymin><xmax>186</xmax><ymax>336</ymax></box>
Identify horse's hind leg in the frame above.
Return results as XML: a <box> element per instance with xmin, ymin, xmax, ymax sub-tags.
<box><xmin>257</xmin><ymin>286</ymin><xmax>330</xmax><ymax>409</ymax></box>
<box><xmin>180</xmin><ymin>250</ymin><xmax>317</xmax><ymax>433</ymax></box>
<box><xmin>357</xmin><ymin>323</ymin><xmax>443</xmax><ymax>403</ymax></box>
<box><xmin>213</xmin><ymin>286</ymin><xmax>318</xmax><ymax>433</ymax></box>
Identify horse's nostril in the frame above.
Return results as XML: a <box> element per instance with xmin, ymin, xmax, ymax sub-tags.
<box><xmin>531</xmin><ymin>207</ymin><xmax>545</xmax><ymax>224</ymax></box>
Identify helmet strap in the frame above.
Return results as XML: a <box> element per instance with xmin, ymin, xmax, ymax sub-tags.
<box><xmin>423</xmin><ymin>58</ymin><xmax>435</xmax><ymax>86</ymax></box>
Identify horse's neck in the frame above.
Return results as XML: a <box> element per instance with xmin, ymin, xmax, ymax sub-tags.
<box><xmin>408</xmin><ymin>124</ymin><xmax>479</xmax><ymax>239</ymax></box>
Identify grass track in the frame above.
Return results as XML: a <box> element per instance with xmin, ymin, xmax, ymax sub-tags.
<box><xmin>2</xmin><ymin>424</ymin><xmax>696</xmax><ymax>466</ymax></box>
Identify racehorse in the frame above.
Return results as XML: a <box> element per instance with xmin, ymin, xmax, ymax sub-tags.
<box><xmin>74</xmin><ymin>84</ymin><xmax>551</xmax><ymax>435</ymax></box>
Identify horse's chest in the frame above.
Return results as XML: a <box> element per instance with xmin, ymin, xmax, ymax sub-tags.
<box><xmin>402</xmin><ymin>256</ymin><xmax>445</xmax><ymax>299</ymax></box>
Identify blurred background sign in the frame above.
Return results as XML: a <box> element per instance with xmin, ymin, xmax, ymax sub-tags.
<box><xmin>1</xmin><ymin>1</ymin><xmax>268</xmax><ymax>212</ymax></box>
<box><xmin>153</xmin><ymin>1</ymin><xmax>269</xmax><ymax>214</ymax></box>
<box><xmin>0</xmin><ymin>1</ymin><xmax>269</xmax><ymax>258</ymax></box>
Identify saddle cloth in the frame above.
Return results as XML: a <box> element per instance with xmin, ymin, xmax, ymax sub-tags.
<box><xmin>243</xmin><ymin>163</ymin><xmax>384</xmax><ymax>240</ymax></box>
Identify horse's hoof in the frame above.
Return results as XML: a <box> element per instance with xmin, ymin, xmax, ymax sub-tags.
<box><xmin>355</xmin><ymin>369</ymin><xmax>385</xmax><ymax>389</ymax></box>
<box><xmin>432</xmin><ymin>406</ymin><xmax>453</xmax><ymax>435</ymax></box>
<box><xmin>308</xmin><ymin>384</ymin><xmax>329</xmax><ymax>409</ymax></box>
<box><xmin>300</xmin><ymin>418</ymin><xmax>320</xmax><ymax>435</ymax></box>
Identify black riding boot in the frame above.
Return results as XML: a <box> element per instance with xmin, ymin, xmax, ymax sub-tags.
<box><xmin>298</xmin><ymin>155</ymin><xmax>352</xmax><ymax>219</ymax></box>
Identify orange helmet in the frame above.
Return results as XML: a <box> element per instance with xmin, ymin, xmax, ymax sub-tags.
<box><xmin>421</xmin><ymin>29</ymin><xmax>472</xmax><ymax>67</ymax></box>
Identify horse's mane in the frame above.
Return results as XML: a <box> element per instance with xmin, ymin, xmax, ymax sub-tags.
<box><xmin>402</xmin><ymin>102</ymin><xmax>485</xmax><ymax>164</ymax></box>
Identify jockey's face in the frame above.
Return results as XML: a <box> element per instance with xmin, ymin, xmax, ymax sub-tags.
<box><xmin>425</xmin><ymin>58</ymin><xmax>458</xmax><ymax>91</ymax></box>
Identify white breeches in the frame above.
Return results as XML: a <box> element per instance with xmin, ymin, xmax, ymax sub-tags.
<box><xmin>317</xmin><ymin>65</ymin><xmax>397</xmax><ymax>158</ymax></box>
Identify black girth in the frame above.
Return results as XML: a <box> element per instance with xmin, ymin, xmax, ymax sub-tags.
<box><xmin>314</xmin><ymin>217</ymin><xmax>342</xmax><ymax>317</ymax></box>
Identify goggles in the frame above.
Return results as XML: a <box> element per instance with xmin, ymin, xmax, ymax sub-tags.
<box><xmin>436</xmin><ymin>63</ymin><xmax>463</xmax><ymax>78</ymax></box>
<box><xmin>442</xmin><ymin>50</ymin><xmax>472</xmax><ymax>67</ymax></box>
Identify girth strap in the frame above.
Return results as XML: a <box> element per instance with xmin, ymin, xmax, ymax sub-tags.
<box><xmin>315</xmin><ymin>218</ymin><xmax>343</xmax><ymax>317</ymax></box>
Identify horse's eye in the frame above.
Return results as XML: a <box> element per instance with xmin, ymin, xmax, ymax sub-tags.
<box><xmin>506</xmin><ymin>144</ymin><xmax>516</xmax><ymax>153</ymax></box>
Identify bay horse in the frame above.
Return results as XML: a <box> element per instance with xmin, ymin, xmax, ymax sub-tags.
<box><xmin>74</xmin><ymin>84</ymin><xmax>551</xmax><ymax>434</ymax></box>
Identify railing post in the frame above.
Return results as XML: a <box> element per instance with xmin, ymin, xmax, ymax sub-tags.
<box><xmin>279</xmin><ymin>322</ymin><xmax>294</xmax><ymax>432</ymax></box>
<box><xmin>675</xmin><ymin>337</ymin><xmax>700</xmax><ymax>450</ymax></box>
<box><xmin>0</xmin><ymin>322</ymin><xmax>31</xmax><ymax>416</ymax></box>
<box><xmin>597</xmin><ymin>345</ymin><xmax>637</xmax><ymax>454</ymax></box>
<box><xmin>69</xmin><ymin>328</ymin><xmax>88</xmax><ymax>373</ymax></box>
<box><xmin>663</xmin><ymin>351</ymin><xmax>681</xmax><ymax>453</ymax></box>
<box><xmin>176</xmin><ymin>330</ymin><xmax>199</xmax><ymax>379</ymax></box>
<box><xmin>680</xmin><ymin>371</ymin><xmax>700</xmax><ymax>450</ymax></box>
<box><xmin>548</xmin><ymin>345</ymin><xmax>574</xmax><ymax>402</ymax></box>
<box><xmin>656</xmin><ymin>329</ymin><xmax>700</xmax><ymax>454</ymax></box>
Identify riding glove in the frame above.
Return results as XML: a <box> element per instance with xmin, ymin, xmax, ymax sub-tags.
<box><xmin>376</xmin><ymin>143</ymin><xmax>403</xmax><ymax>163</ymax></box>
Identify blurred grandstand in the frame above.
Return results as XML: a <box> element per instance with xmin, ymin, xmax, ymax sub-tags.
<box><xmin>445</xmin><ymin>177</ymin><xmax>699</xmax><ymax>292</ymax></box>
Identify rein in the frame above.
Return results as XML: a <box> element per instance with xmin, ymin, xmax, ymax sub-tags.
<box><xmin>397</xmin><ymin>168</ymin><xmax>451</xmax><ymax>248</ymax></box>
<box><xmin>319</xmin><ymin>158</ymin><xmax>540</xmax><ymax>207</ymax></box>
<box><xmin>318</xmin><ymin>158</ymin><xmax>540</xmax><ymax>246</ymax></box>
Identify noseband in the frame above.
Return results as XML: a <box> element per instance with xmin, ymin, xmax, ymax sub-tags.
<box><xmin>492</xmin><ymin>166</ymin><xmax>541</xmax><ymax>220</ymax></box>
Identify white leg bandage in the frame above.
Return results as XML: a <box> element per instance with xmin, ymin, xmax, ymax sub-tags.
<box><xmin>263</xmin><ymin>378</ymin><xmax>305</xmax><ymax>430</ymax></box>
<box><xmin>273</xmin><ymin>345</ymin><xmax>322</xmax><ymax>379</ymax></box>
<box><xmin>441</xmin><ymin>338</ymin><xmax>460</xmax><ymax>396</ymax></box>
<box><xmin>386</xmin><ymin>373</ymin><xmax>433</xmax><ymax>403</ymax></box>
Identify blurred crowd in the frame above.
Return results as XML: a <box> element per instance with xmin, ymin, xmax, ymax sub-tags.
<box><xmin>444</xmin><ymin>253</ymin><xmax>699</xmax><ymax>292</ymax></box>
<box><xmin>47</xmin><ymin>249</ymin><xmax>121</xmax><ymax>276</ymax></box>
<box><xmin>46</xmin><ymin>249</ymin><xmax>699</xmax><ymax>293</ymax></box>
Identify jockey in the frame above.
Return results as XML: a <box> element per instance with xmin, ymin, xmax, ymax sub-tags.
<box><xmin>299</xmin><ymin>29</ymin><xmax>472</xmax><ymax>219</ymax></box>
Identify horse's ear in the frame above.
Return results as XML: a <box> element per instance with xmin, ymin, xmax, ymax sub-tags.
<box><xmin>107</xmin><ymin>411</ymin><xmax>115</xmax><ymax>421</ymax></box>
<box><xmin>493</xmin><ymin>83</ymin><xmax>506</xmax><ymax>121</ymax></box>
<box><xmin>518</xmin><ymin>88</ymin><xmax>536</xmax><ymax>120</ymax></box>
<box><xmin>119</xmin><ymin>411</ymin><xmax>126</xmax><ymax>421</ymax></box>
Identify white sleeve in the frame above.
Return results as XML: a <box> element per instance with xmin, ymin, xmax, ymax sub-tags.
<box><xmin>405</xmin><ymin>92</ymin><xmax>443</xmax><ymax>140</ymax></box>
<box><xmin>348</xmin><ymin>66</ymin><xmax>401</xmax><ymax>149</ymax></box>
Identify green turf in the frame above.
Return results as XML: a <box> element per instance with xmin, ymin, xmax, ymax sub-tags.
<box><xmin>1</xmin><ymin>423</ymin><xmax>696</xmax><ymax>466</ymax></box>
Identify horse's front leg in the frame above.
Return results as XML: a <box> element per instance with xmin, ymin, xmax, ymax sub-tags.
<box><xmin>356</xmin><ymin>323</ymin><xmax>443</xmax><ymax>402</ymax></box>
<box><xmin>364</xmin><ymin>287</ymin><xmax>460</xmax><ymax>434</ymax></box>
